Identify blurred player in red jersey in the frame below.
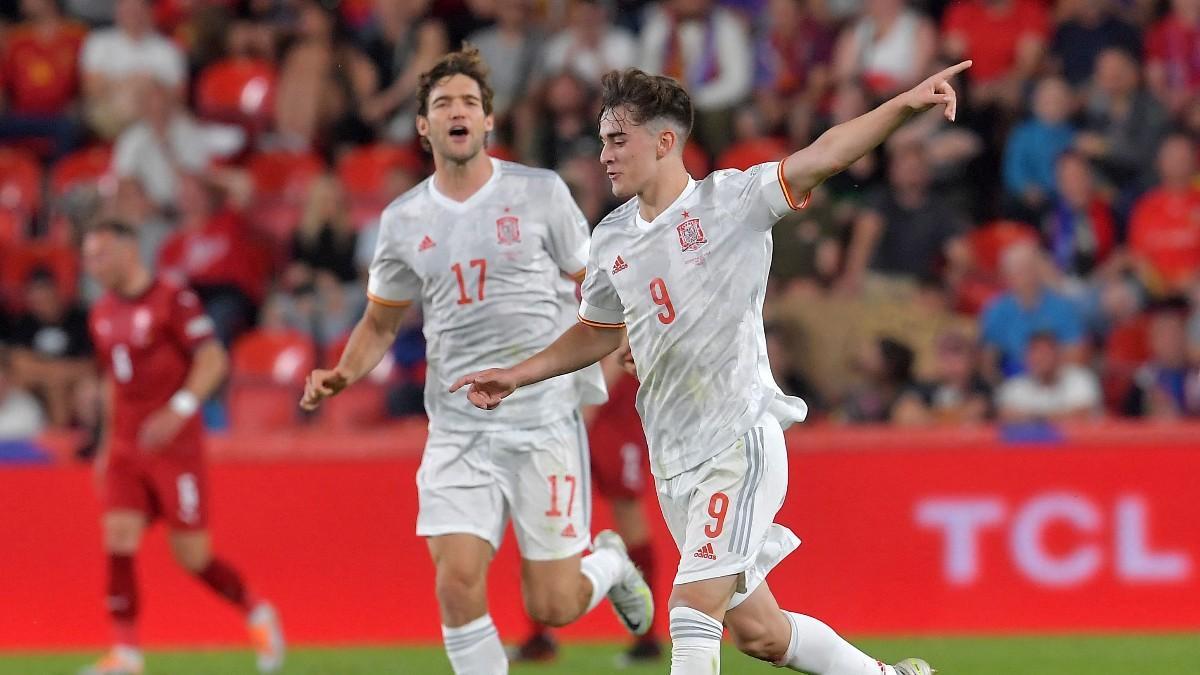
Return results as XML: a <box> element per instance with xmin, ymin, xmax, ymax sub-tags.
<box><xmin>79</xmin><ymin>221</ymin><xmax>284</xmax><ymax>675</ymax></box>
<box><xmin>513</xmin><ymin>351</ymin><xmax>663</xmax><ymax>665</ymax></box>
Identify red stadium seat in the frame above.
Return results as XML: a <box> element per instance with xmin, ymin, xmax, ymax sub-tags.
<box><xmin>228</xmin><ymin>383</ymin><xmax>305</xmax><ymax>432</ymax></box>
<box><xmin>0</xmin><ymin>241</ymin><xmax>79</xmax><ymax>311</ymax></box>
<box><xmin>968</xmin><ymin>220</ymin><xmax>1040</xmax><ymax>277</ymax></box>
<box><xmin>231</xmin><ymin>329</ymin><xmax>316</xmax><ymax>385</ymax></box>
<box><xmin>196</xmin><ymin>58</ymin><xmax>277</xmax><ymax>130</ymax></box>
<box><xmin>336</xmin><ymin>144</ymin><xmax>424</xmax><ymax>200</ymax></box>
<box><xmin>683</xmin><ymin>141</ymin><xmax>710</xmax><ymax>178</ymax></box>
<box><xmin>0</xmin><ymin>147</ymin><xmax>43</xmax><ymax>214</ymax></box>
<box><xmin>316</xmin><ymin>335</ymin><xmax>394</xmax><ymax>428</ymax></box>
<box><xmin>50</xmin><ymin>146</ymin><xmax>114</xmax><ymax>198</ymax></box>
<box><xmin>0</xmin><ymin>210</ymin><xmax>26</xmax><ymax>247</ymax></box>
<box><xmin>247</xmin><ymin>150</ymin><xmax>324</xmax><ymax>202</ymax></box>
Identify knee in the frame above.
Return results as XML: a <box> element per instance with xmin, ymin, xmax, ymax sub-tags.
<box><xmin>523</xmin><ymin>587</ymin><xmax>577</xmax><ymax>628</ymax></box>
<box><xmin>727</xmin><ymin>615</ymin><xmax>789</xmax><ymax>663</ymax></box>
<box><xmin>435</xmin><ymin>565</ymin><xmax>486</xmax><ymax>615</ymax></box>
<box><xmin>169</xmin><ymin>539</ymin><xmax>211</xmax><ymax>573</ymax></box>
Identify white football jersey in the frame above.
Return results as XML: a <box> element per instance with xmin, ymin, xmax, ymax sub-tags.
<box><xmin>369</xmin><ymin>158</ymin><xmax>605</xmax><ymax>431</ymax></box>
<box><xmin>579</xmin><ymin>162</ymin><xmax>809</xmax><ymax>478</ymax></box>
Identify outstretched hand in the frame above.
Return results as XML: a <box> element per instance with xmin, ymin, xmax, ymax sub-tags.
<box><xmin>905</xmin><ymin>60</ymin><xmax>972</xmax><ymax>121</ymax></box>
<box><xmin>449</xmin><ymin>368</ymin><xmax>520</xmax><ymax>410</ymax></box>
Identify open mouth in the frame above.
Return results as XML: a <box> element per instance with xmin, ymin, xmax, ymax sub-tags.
<box><xmin>448</xmin><ymin>125</ymin><xmax>469</xmax><ymax>138</ymax></box>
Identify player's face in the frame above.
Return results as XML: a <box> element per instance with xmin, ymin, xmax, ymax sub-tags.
<box><xmin>599</xmin><ymin>106</ymin><xmax>662</xmax><ymax>199</ymax></box>
<box><xmin>417</xmin><ymin>74</ymin><xmax>494</xmax><ymax>165</ymax></box>
<box><xmin>82</xmin><ymin>232</ymin><xmax>135</xmax><ymax>291</ymax></box>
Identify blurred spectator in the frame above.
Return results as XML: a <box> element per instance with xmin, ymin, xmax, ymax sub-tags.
<box><xmin>157</xmin><ymin>173</ymin><xmax>268</xmax><ymax>345</ymax></box>
<box><xmin>1122</xmin><ymin>297</ymin><xmax>1200</xmax><ymax>418</ymax></box>
<box><xmin>1043</xmin><ymin>151</ymin><xmax>1116</xmax><ymax>280</ymax></box>
<box><xmin>1002</xmin><ymin>76</ymin><xmax>1077</xmax><ymax>219</ymax></box>
<box><xmin>109</xmin><ymin>177</ymin><xmax>173</xmax><ymax>268</ymax></box>
<box><xmin>942</xmin><ymin>0</ymin><xmax>1049</xmax><ymax>110</ymax></box>
<box><xmin>360</xmin><ymin>0</ymin><xmax>448</xmax><ymax>143</ymax></box>
<box><xmin>1051</xmin><ymin>0</ymin><xmax>1141</xmax><ymax>87</ymax></box>
<box><xmin>818</xmin><ymin>80</ymin><xmax>883</xmax><ymax>204</ymax></box>
<box><xmin>833</xmin><ymin>0</ymin><xmax>936</xmax><ymax>99</ymax></box>
<box><xmin>517</xmin><ymin>71</ymin><xmax>600</xmax><ymax>169</ymax></box>
<box><xmin>841</xmin><ymin>335</ymin><xmax>920</xmax><ymax>423</ymax></box>
<box><xmin>981</xmin><ymin>241</ymin><xmax>1086</xmax><ymax>378</ymax></box>
<box><xmin>541</xmin><ymin>0</ymin><xmax>637</xmax><ymax>83</ymax></box>
<box><xmin>1128</xmin><ymin>134</ymin><xmax>1200</xmax><ymax>297</ymax></box>
<box><xmin>227</xmin><ymin>0</ymin><xmax>282</xmax><ymax>61</ymax></box>
<box><xmin>1077</xmin><ymin>48</ymin><xmax>1170</xmax><ymax>195</ymax></box>
<box><xmin>7</xmin><ymin>267</ymin><xmax>93</xmax><ymax>427</ymax></box>
<box><xmin>80</xmin><ymin>0</ymin><xmax>187</xmax><ymax>139</ymax></box>
<box><xmin>264</xmin><ymin>274</ymin><xmax>362</xmax><ymax>348</ymax></box>
<box><xmin>273</xmin><ymin>0</ymin><xmax>377</xmax><ymax>152</ymax></box>
<box><xmin>468</xmin><ymin>0</ymin><xmax>543</xmax><ymax>119</ymax></box>
<box><xmin>840</xmin><ymin>143</ymin><xmax>970</xmax><ymax>293</ymax></box>
<box><xmin>639</xmin><ymin>0</ymin><xmax>754</xmax><ymax>156</ymax></box>
<box><xmin>764</xmin><ymin>321</ymin><xmax>824</xmax><ymax>415</ymax></box>
<box><xmin>0</xmin><ymin>348</ymin><xmax>46</xmax><ymax>440</ymax></box>
<box><xmin>769</xmin><ymin>188</ymin><xmax>843</xmax><ymax>294</ymax></box>
<box><xmin>893</xmin><ymin>329</ymin><xmax>992</xmax><ymax>425</ymax></box>
<box><xmin>997</xmin><ymin>331</ymin><xmax>1102</xmax><ymax>422</ymax></box>
<box><xmin>112</xmin><ymin>80</ymin><xmax>245</xmax><ymax>208</ymax></box>
<box><xmin>353</xmin><ymin>164</ymin><xmax>425</xmax><ymax>277</ymax></box>
<box><xmin>289</xmin><ymin>174</ymin><xmax>359</xmax><ymax>285</ymax></box>
<box><xmin>754</xmin><ymin>0</ymin><xmax>835</xmax><ymax>124</ymax></box>
<box><xmin>0</xmin><ymin>0</ymin><xmax>87</xmax><ymax>159</ymax></box>
<box><xmin>1146</xmin><ymin>0</ymin><xmax>1200</xmax><ymax>117</ymax></box>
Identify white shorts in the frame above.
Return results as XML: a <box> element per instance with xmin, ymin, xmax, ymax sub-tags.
<box><xmin>416</xmin><ymin>412</ymin><xmax>591</xmax><ymax>561</ymax></box>
<box><xmin>655</xmin><ymin>412</ymin><xmax>801</xmax><ymax>608</ymax></box>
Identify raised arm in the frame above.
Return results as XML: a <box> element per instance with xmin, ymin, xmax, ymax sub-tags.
<box><xmin>782</xmin><ymin>61</ymin><xmax>972</xmax><ymax>199</ymax></box>
<box><xmin>300</xmin><ymin>300</ymin><xmax>408</xmax><ymax>411</ymax></box>
<box><xmin>450</xmin><ymin>322</ymin><xmax>624</xmax><ymax>410</ymax></box>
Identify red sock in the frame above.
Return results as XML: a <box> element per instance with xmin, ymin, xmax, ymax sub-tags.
<box><xmin>196</xmin><ymin>559</ymin><xmax>257</xmax><ymax>613</ymax></box>
<box><xmin>626</xmin><ymin>541</ymin><xmax>658</xmax><ymax>639</ymax></box>
<box><xmin>107</xmin><ymin>554</ymin><xmax>138</xmax><ymax>647</ymax></box>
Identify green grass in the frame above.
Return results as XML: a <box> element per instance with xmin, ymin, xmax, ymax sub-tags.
<box><xmin>2</xmin><ymin>634</ymin><xmax>1197</xmax><ymax>674</ymax></box>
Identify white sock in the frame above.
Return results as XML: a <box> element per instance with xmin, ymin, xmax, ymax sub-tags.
<box><xmin>442</xmin><ymin>614</ymin><xmax>508</xmax><ymax>675</ymax></box>
<box><xmin>778</xmin><ymin>611</ymin><xmax>894</xmax><ymax>675</ymax></box>
<box><xmin>580</xmin><ymin>548</ymin><xmax>624</xmax><ymax>612</ymax></box>
<box><xmin>669</xmin><ymin>606</ymin><xmax>723</xmax><ymax>674</ymax></box>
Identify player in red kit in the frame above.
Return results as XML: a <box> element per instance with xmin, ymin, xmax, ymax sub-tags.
<box><xmin>80</xmin><ymin>221</ymin><xmax>284</xmax><ymax>675</ymax></box>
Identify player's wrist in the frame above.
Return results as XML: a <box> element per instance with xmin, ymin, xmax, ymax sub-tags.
<box><xmin>169</xmin><ymin>390</ymin><xmax>200</xmax><ymax>418</ymax></box>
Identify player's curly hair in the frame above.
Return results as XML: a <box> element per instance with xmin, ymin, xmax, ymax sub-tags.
<box><xmin>599</xmin><ymin>69</ymin><xmax>693</xmax><ymax>139</ymax></box>
<box><xmin>416</xmin><ymin>43</ymin><xmax>495</xmax><ymax>118</ymax></box>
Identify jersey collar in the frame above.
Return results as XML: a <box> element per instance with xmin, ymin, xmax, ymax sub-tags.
<box><xmin>634</xmin><ymin>176</ymin><xmax>696</xmax><ymax>231</ymax></box>
<box><xmin>427</xmin><ymin>157</ymin><xmax>502</xmax><ymax>213</ymax></box>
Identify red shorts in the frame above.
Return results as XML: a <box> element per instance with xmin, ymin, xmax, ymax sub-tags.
<box><xmin>590</xmin><ymin>431</ymin><xmax>650</xmax><ymax>501</ymax></box>
<box><xmin>103</xmin><ymin>449</ymin><xmax>208</xmax><ymax>530</ymax></box>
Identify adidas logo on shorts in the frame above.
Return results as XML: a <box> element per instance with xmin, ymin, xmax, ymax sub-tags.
<box><xmin>693</xmin><ymin>543</ymin><xmax>717</xmax><ymax>560</ymax></box>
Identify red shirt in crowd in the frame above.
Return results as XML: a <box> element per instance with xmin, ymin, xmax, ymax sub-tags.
<box><xmin>942</xmin><ymin>0</ymin><xmax>1049</xmax><ymax>83</ymax></box>
<box><xmin>1129</xmin><ymin>187</ymin><xmax>1200</xmax><ymax>291</ymax></box>
<box><xmin>157</xmin><ymin>211</ymin><xmax>270</xmax><ymax>304</ymax></box>
<box><xmin>0</xmin><ymin>22</ymin><xmax>86</xmax><ymax>116</ymax></box>
<box><xmin>1146</xmin><ymin>13</ymin><xmax>1200</xmax><ymax>92</ymax></box>
<box><xmin>89</xmin><ymin>276</ymin><xmax>213</xmax><ymax>457</ymax></box>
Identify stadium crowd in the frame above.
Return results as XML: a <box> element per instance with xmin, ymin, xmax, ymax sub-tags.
<box><xmin>1</xmin><ymin>0</ymin><xmax>1199</xmax><ymax>441</ymax></box>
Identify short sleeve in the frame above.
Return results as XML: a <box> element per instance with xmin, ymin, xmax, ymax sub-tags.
<box><xmin>716</xmin><ymin>162</ymin><xmax>808</xmax><ymax>233</ymax></box>
<box><xmin>366</xmin><ymin>222</ymin><xmax>420</xmax><ymax>307</ymax></box>
<box><xmin>79</xmin><ymin>32</ymin><xmax>104</xmax><ymax>74</ymax></box>
<box><xmin>544</xmin><ymin>176</ymin><xmax>591</xmax><ymax>278</ymax></box>
<box><xmin>154</xmin><ymin>39</ymin><xmax>186</xmax><ymax>87</ymax></box>
<box><xmin>578</xmin><ymin>243</ymin><xmax>625</xmax><ymax>327</ymax></box>
<box><xmin>168</xmin><ymin>286</ymin><xmax>216</xmax><ymax>353</ymax></box>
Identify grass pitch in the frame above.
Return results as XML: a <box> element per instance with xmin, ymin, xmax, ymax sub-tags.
<box><xmin>1</xmin><ymin>634</ymin><xmax>1196</xmax><ymax>674</ymax></box>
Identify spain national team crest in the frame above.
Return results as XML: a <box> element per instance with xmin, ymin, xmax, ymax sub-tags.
<box><xmin>496</xmin><ymin>215</ymin><xmax>521</xmax><ymax>245</ymax></box>
<box><xmin>677</xmin><ymin>212</ymin><xmax>706</xmax><ymax>252</ymax></box>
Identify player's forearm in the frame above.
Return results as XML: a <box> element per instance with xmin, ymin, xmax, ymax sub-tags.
<box><xmin>806</xmin><ymin>97</ymin><xmax>915</xmax><ymax>182</ymax></box>
<box><xmin>510</xmin><ymin>322</ymin><xmax>624</xmax><ymax>389</ymax></box>
<box><xmin>337</xmin><ymin>303</ymin><xmax>406</xmax><ymax>386</ymax></box>
<box><xmin>181</xmin><ymin>340</ymin><xmax>229</xmax><ymax>402</ymax></box>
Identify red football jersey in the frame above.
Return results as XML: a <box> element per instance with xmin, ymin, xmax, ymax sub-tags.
<box><xmin>89</xmin><ymin>276</ymin><xmax>216</xmax><ymax>456</ymax></box>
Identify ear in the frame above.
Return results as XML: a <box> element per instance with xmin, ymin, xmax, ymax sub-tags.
<box><xmin>484</xmin><ymin>113</ymin><xmax>495</xmax><ymax>134</ymax></box>
<box><xmin>415</xmin><ymin>115</ymin><xmax>430</xmax><ymax>141</ymax></box>
<box><xmin>656</xmin><ymin>128</ymin><xmax>676</xmax><ymax>160</ymax></box>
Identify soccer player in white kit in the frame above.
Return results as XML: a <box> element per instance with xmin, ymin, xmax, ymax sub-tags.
<box><xmin>452</xmin><ymin>61</ymin><xmax>974</xmax><ymax>674</ymax></box>
<box><xmin>300</xmin><ymin>47</ymin><xmax>652</xmax><ymax>675</ymax></box>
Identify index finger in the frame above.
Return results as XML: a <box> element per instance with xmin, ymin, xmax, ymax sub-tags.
<box><xmin>938</xmin><ymin>60</ymin><xmax>972</xmax><ymax>80</ymax></box>
<box><xmin>449</xmin><ymin>374</ymin><xmax>476</xmax><ymax>393</ymax></box>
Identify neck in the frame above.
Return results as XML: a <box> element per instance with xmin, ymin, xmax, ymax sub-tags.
<box><xmin>118</xmin><ymin>267</ymin><xmax>153</xmax><ymax>298</ymax></box>
<box><xmin>637</xmin><ymin>164</ymin><xmax>690</xmax><ymax>222</ymax></box>
<box><xmin>433</xmin><ymin>152</ymin><xmax>494</xmax><ymax>201</ymax></box>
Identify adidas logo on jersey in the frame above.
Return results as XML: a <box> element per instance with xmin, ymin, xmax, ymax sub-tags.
<box><xmin>561</xmin><ymin>523</ymin><xmax>577</xmax><ymax>538</ymax></box>
<box><xmin>612</xmin><ymin>255</ymin><xmax>628</xmax><ymax>274</ymax></box>
<box><xmin>693</xmin><ymin>543</ymin><xmax>717</xmax><ymax>560</ymax></box>
<box><xmin>418</xmin><ymin>235</ymin><xmax>436</xmax><ymax>251</ymax></box>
